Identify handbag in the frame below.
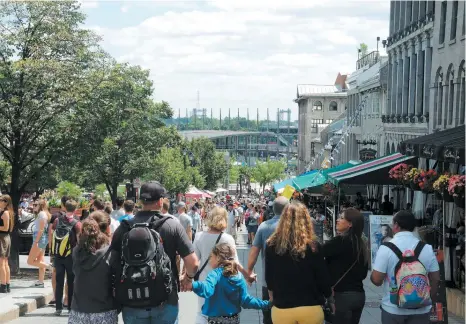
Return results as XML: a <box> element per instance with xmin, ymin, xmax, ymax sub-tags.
<box><xmin>194</xmin><ymin>232</ymin><xmax>223</xmax><ymax>281</ymax></box>
<box><xmin>323</xmin><ymin>258</ymin><xmax>358</xmax><ymax>323</ymax></box>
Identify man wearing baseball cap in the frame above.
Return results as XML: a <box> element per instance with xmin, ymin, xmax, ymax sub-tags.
<box><xmin>111</xmin><ymin>181</ymin><xmax>199</xmax><ymax>323</ymax></box>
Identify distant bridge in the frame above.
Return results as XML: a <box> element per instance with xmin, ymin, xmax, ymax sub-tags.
<box><xmin>180</xmin><ymin>130</ymin><xmax>297</xmax><ymax>165</ymax></box>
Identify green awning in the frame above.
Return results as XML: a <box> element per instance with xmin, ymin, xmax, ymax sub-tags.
<box><xmin>292</xmin><ymin>161</ymin><xmax>360</xmax><ymax>191</ymax></box>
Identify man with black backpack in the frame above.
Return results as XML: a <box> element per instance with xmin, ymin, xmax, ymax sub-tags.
<box><xmin>50</xmin><ymin>199</ymin><xmax>82</xmax><ymax>316</ymax></box>
<box><xmin>371</xmin><ymin>211</ymin><xmax>440</xmax><ymax>324</ymax></box>
<box><xmin>111</xmin><ymin>181</ymin><xmax>199</xmax><ymax>324</ymax></box>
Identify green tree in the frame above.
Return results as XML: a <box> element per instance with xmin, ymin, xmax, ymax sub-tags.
<box><xmin>252</xmin><ymin>160</ymin><xmax>286</xmax><ymax>193</ymax></box>
<box><xmin>56</xmin><ymin>181</ymin><xmax>82</xmax><ymax>200</ymax></box>
<box><xmin>359</xmin><ymin>43</ymin><xmax>368</xmax><ymax>57</ymax></box>
<box><xmin>145</xmin><ymin>147</ymin><xmax>205</xmax><ymax>195</ymax></box>
<box><xmin>188</xmin><ymin>138</ymin><xmax>228</xmax><ymax>190</ymax></box>
<box><xmin>75</xmin><ymin>63</ymin><xmax>179</xmax><ymax>205</ymax></box>
<box><xmin>0</xmin><ymin>1</ymin><xmax>101</xmax><ymax>210</ymax></box>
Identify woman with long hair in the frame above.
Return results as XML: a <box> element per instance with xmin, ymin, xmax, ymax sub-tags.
<box><xmin>27</xmin><ymin>199</ymin><xmax>51</xmax><ymax>287</ymax></box>
<box><xmin>193</xmin><ymin>206</ymin><xmax>240</xmax><ymax>324</ymax></box>
<box><xmin>265</xmin><ymin>202</ymin><xmax>333</xmax><ymax>324</ymax></box>
<box><xmin>322</xmin><ymin>207</ymin><xmax>369</xmax><ymax>324</ymax></box>
<box><xmin>0</xmin><ymin>195</ymin><xmax>14</xmax><ymax>293</ymax></box>
<box><xmin>69</xmin><ymin>211</ymin><xmax>117</xmax><ymax>324</ymax></box>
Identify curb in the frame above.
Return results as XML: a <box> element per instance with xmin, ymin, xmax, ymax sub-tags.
<box><xmin>0</xmin><ymin>288</ymin><xmax>54</xmax><ymax>323</ymax></box>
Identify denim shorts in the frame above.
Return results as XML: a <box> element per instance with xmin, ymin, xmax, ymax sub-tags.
<box><xmin>33</xmin><ymin>232</ymin><xmax>48</xmax><ymax>250</ymax></box>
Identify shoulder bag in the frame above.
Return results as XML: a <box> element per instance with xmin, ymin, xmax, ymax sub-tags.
<box><xmin>194</xmin><ymin>232</ymin><xmax>223</xmax><ymax>281</ymax></box>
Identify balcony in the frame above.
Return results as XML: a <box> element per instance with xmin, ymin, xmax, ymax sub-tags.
<box><xmin>356</xmin><ymin>51</ymin><xmax>380</xmax><ymax>70</ymax></box>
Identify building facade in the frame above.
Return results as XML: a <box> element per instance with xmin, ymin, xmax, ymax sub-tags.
<box><xmin>342</xmin><ymin>53</ymin><xmax>388</xmax><ymax>164</ymax></box>
<box><xmin>383</xmin><ymin>0</ymin><xmax>435</xmax><ymax>151</ymax></box>
<box><xmin>296</xmin><ymin>76</ymin><xmax>348</xmax><ymax>173</ymax></box>
<box><xmin>430</xmin><ymin>0</ymin><xmax>465</xmax><ymax>132</ymax></box>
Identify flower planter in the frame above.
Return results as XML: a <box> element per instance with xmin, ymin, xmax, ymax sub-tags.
<box><xmin>454</xmin><ymin>196</ymin><xmax>465</xmax><ymax>209</ymax></box>
<box><xmin>443</xmin><ymin>190</ymin><xmax>454</xmax><ymax>202</ymax></box>
<box><xmin>50</xmin><ymin>207</ymin><xmax>61</xmax><ymax>215</ymax></box>
<box><xmin>410</xmin><ymin>183</ymin><xmax>421</xmax><ymax>191</ymax></box>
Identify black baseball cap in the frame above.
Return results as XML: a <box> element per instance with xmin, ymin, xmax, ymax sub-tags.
<box><xmin>139</xmin><ymin>181</ymin><xmax>168</xmax><ymax>202</ymax></box>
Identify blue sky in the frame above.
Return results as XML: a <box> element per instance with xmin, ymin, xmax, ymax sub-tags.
<box><xmin>80</xmin><ymin>0</ymin><xmax>389</xmax><ymax>121</ymax></box>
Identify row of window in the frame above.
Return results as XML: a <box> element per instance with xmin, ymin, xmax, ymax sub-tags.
<box><xmin>439</xmin><ymin>1</ymin><xmax>465</xmax><ymax>44</ymax></box>
<box><xmin>312</xmin><ymin>101</ymin><xmax>339</xmax><ymax>111</ymax></box>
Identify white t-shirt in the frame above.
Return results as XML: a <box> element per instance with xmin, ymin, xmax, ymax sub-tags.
<box><xmin>110</xmin><ymin>218</ymin><xmax>120</xmax><ymax>234</ymax></box>
<box><xmin>193</xmin><ymin>231</ymin><xmax>239</xmax><ymax>281</ymax></box>
<box><xmin>373</xmin><ymin>231</ymin><xmax>439</xmax><ymax>315</ymax></box>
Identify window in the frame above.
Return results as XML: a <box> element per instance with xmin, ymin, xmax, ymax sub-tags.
<box><xmin>439</xmin><ymin>1</ymin><xmax>447</xmax><ymax>44</ymax></box>
<box><xmin>313</xmin><ymin>101</ymin><xmax>323</xmax><ymax>110</ymax></box>
<box><xmin>329</xmin><ymin>101</ymin><xmax>338</xmax><ymax>111</ymax></box>
<box><xmin>451</xmin><ymin>1</ymin><xmax>458</xmax><ymax>40</ymax></box>
<box><xmin>372</xmin><ymin>93</ymin><xmax>380</xmax><ymax>113</ymax></box>
<box><xmin>325</xmin><ymin>119</ymin><xmax>334</xmax><ymax>124</ymax></box>
<box><xmin>311</xmin><ymin>119</ymin><xmax>323</xmax><ymax>124</ymax></box>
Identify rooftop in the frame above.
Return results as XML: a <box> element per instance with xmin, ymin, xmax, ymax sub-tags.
<box><xmin>180</xmin><ymin>130</ymin><xmax>278</xmax><ymax>140</ymax></box>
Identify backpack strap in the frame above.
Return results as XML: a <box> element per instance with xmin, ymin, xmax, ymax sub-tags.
<box><xmin>382</xmin><ymin>242</ymin><xmax>403</xmax><ymax>260</ymax></box>
<box><xmin>382</xmin><ymin>242</ymin><xmax>404</xmax><ymax>284</ymax></box>
<box><xmin>413</xmin><ymin>241</ymin><xmax>426</xmax><ymax>259</ymax></box>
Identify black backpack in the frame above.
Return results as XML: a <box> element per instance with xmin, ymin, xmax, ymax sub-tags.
<box><xmin>115</xmin><ymin>213</ymin><xmax>173</xmax><ymax>308</ymax></box>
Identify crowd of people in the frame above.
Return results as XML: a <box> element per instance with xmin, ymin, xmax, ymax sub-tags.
<box><xmin>0</xmin><ymin>180</ymin><xmax>443</xmax><ymax>324</ymax></box>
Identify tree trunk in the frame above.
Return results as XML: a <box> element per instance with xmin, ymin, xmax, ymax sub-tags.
<box><xmin>8</xmin><ymin>163</ymin><xmax>22</xmax><ymax>274</ymax></box>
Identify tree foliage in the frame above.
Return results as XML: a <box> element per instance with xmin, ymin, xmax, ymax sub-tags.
<box><xmin>145</xmin><ymin>147</ymin><xmax>205</xmax><ymax>195</ymax></box>
<box><xmin>188</xmin><ymin>138</ymin><xmax>228</xmax><ymax>190</ymax></box>
<box><xmin>0</xmin><ymin>1</ymin><xmax>102</xmax><ymax>208</ymax></box>
<box><xmin>252</xmin><ymin>160</ymin><xmax>286</xmax><ymax>192</ymax></box>
<box><xmin>74</xmin><ymin>63</ymin><xmax>180</xmax><ymax>204</ymax></box>
<box><xmin>56</xmin><ymin>181</ymin><xmax>82</xmax><ymax>200</ymax></box>
<box><xmin>359</xmin><ymin>43</ymin><xmax>368</xmax><ymax>56</ymax></box>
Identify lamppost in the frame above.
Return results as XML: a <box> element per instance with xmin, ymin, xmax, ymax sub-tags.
<box><xmin>224</xmin><ymin>151</ymin><xmax>230</xmax><ymax>193</ymax></box>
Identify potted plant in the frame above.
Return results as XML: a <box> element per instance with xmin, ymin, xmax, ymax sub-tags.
<box><xmin>448</xmin><ymin>175</ymin><xmax>465</xmax><ymax>208</ymax></box>
<box><xmin>405</xmin><ymin>168</ymin><xmax>422</xmax><ymax>191</ymax></box>
<box><xmin>48</xmin><ymin>197</ymin><xmax>61</xmax><ymax>214</ymax></box>
<box><xmin>433</xmin><ymin>174</ymin><xmax>454</xmax><ymax>202</ymax></box>
<box><xmin>417</xmin><ymin>169</ymin><xmax>438</xmax><ymax>193</ymax></box>
<box><xmin>389</xmin><ymin>163</ymin><xmax>411</xmax><ymax>186</ymax></box>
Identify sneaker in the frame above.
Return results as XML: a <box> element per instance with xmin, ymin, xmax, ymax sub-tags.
<box><xmin>54</xmin><ymin>309</ymin><xmax>62</xmax><ymax>316</ymax></box>
<box><xmin>31</xmin><ymin>281</ymin><xmax>44</xmax><ymax>288</ymax></box>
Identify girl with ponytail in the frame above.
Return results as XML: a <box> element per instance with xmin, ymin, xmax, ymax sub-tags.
<box><xmin>187</xmin><ymin>243</ymin><xmax>270</xmax><ymax>324</ymax></box>
<box><xmin>69</xmin><ymin>211</ymin><xmax>118</xmax><ymax>324</ymax></box>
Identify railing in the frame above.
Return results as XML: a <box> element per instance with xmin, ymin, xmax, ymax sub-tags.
<box><xmin>356</xmin><ymin>51</ymin><xmax>380</xmax><ymax>70</ymax></box>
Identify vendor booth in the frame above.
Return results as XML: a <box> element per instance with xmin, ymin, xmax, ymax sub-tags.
<box><xmin>185</xmin><ymin>185</ymin><xmax>211</xmax><ymax>203</ymax></box>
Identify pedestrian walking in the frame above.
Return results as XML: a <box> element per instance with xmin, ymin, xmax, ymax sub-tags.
<box><xmin>69</xmin><ymin>211</ymin><xmax>118</xmax><ymax>324</ymax></box>
<box><xmin>193</xmin><ymin>206</ymin><xmax>253</xmax><ymax>324</ymax></box>
<box><xmin>322</xmin><ymin>207</ymin><xmax>369</xmax><ymax>324</ymax></box>
<box><xmin>111</xmin><ymin>181</ymin><xmax>199</xmax><ymax>324</ymax></box>
<box><xmin>187</xmin><ymin>243</ymin><xmax>270</xmax><ymax>324</ymax></box>
<box><xmin>50</xmin><ymin>199</ymin><xmax>82</xmax><ymax>316</ymax></box>
<box><xmin>190</xmin><ymin>206</ymin><xmax>201</xmax><ymax>242</ymax></box>
<box><xmin>371</xmin><ymin>211</ymin><xmax>440</xmax><ymax>324</ymax></box>
<box><xmin>0</xmin><ymin>194</ymin><xmax>14</xmax><ymax>293</ymax></box>
<box><xmin>27</xmin><ymin>199</ymin><xmax>51</xmax><ymax>287</ymax></box>
<box><xmin>227</xmin><ymin>203</ymin><xmax>239</xmax><ymax>243</ymax></box>
<box><xmin>247</xmin><ymin>196</ymin><xmax>289</xmax><ymax>324</ymax></box>
<box><xmin>265</xmin><ymin>201</ymin><xmax>334</xmax><ymax>324</ymax></box>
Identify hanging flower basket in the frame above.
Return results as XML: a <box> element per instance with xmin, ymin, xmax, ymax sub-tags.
<box><xmin>389</xmin><ymin>163</ymin><xmax>412</xmax><ymax>186</ymax></box>
<box><xmin>418</xmin><ymin>169</ymin><xmax>438</xmax><ymax>193</ymax></box>
<box><xmin>454</xmin><ymin>196</ymin><xmax>465</xmax><ymax>208</ymax></box>
<box><xmin>434</xmin><ymin>174</ymin><xmax>451</xmax><ymax>200</ymax></box>
<box><xmin>405</xmin><ymin>168</ymin><xmax>422</xmax><ymax>191</ymax></box>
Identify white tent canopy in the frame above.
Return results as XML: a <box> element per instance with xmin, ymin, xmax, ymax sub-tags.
<box><xmin>215</xmin><ymin>188</ymin><xmax>228</xmax><ymax>193</ymax></box>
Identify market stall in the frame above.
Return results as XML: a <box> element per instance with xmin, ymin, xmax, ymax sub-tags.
<box><xmin>185</xmin><ymin>185</ymin><xmax>211</xmax><ymax>203</ymax></box>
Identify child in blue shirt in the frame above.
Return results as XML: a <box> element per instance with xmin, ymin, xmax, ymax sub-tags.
<box><xmin>188</xmin><ymin>243</ymin><xmax>270</xmax><ymax>324</ymax></box>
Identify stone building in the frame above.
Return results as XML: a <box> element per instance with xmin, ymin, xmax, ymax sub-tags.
<box><xmin>343</xmin><ymin>53</ymin><xmax>388</xmax><ymax>164</ymax></box>
<box><xmin>383</xmin><ymin>0</ymin><xmax>435</xmax><ymax>150</ymax></box>
<box><xmin>430</xmin><ymin>0</ymin><xmax>465</xmax><ymax>132</ymax></box>
<box><xmin>295</xmin><ymin>74</ymin><xmax>348</xmax><ymax>173</ymax></box>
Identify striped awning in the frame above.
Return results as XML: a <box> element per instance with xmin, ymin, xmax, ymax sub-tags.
<box><xmin>292</xmin><ymin>161</ymin><xmax>360</xmax><ymax>191</ymax></box>
<box><xmin>327</xmin><ymin>153</ymin><xmax>417</xmax><ymax>186</ymax></box>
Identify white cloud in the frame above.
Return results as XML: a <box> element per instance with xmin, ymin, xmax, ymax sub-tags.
<box><xmin>86</xmin><ymin>3</ymin><xmax>389</xmax><ymax>119</ymax></box>
<box><xmin>78</xmin><ymin>0</ymin><xmax>99</xmax><ymax>9</ymax></box>
<box><xmin>120</xmin><ymin>6</ymin><xmax>129</xmax><ymax>13</ymax></box>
